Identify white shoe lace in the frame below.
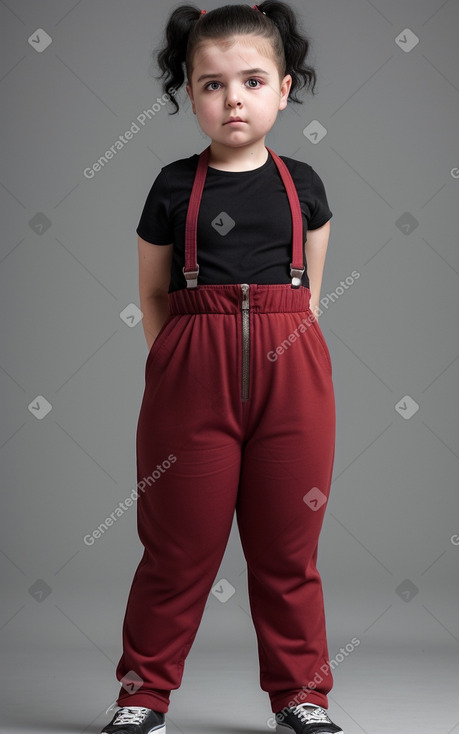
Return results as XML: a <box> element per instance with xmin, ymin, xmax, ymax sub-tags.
<box><xmin>294</xmin><ymin>704</ymin><xmax>332</xmax><ymax>725</ymax></box>
<box><xmin>112</xmin><ymin>707</ymin><xmax>151</xmax><ymax>726</ymax></box>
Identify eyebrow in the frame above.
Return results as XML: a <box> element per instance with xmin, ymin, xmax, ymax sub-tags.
<box><xmin>196</xmin><ymin>68</ymin><xmax>270</xmax><ymax>83</ymax></box>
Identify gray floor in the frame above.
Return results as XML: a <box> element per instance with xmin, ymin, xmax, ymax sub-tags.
<box><xmin>2</xmin><ymin>504</ymin><xmax>458</xmax><ymax>733</ymax></box>
<box><xmin>2</xmin><ymin>619</ymin><xmax>458</xmax><ymax>733</ymax></box>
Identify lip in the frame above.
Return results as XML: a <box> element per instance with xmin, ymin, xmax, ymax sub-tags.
<box><xmin>224</xmin><ymin>118</ymin><xmax>246</xmax><ymax>124</ymax></box>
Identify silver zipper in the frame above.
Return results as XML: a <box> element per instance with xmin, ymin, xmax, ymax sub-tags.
<box><xmin>241</xmin><ymin>283</ymin><xmax>250</xmax><ymax>401</ymax></box>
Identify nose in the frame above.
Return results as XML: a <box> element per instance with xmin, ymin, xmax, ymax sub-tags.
<box><xmin>225</xmin><ymin>81</ymin><xmax>243</xmax><ymax>107</ymax></box>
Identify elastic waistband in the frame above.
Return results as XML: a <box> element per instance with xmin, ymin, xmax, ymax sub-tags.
<box><xmin>168</xmin><ymin>284</ymin><xmax>312</xmax><ymax>315</ymax></box>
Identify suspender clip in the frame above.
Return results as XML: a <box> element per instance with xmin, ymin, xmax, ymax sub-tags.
<box><xmin>183</xmin><ymin>265</ymin><xmax>199</xmax><ymax>288</ymax></box>
<box><xmin>290</xmin><ymin>265</ymin><xmax>305</xmax><ymax>289</ymax></box>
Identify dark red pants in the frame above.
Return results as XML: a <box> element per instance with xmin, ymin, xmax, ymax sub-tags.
<box><xmin>115</xmin><ymin>282</ymin><xmax>336</xmax><ymax>714</ymax></box>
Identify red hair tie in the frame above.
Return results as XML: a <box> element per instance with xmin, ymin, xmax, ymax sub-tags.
<box><xmin>253</xmin><ymin>5</ymin><xmax>267</xmax><ymax>14</ymax></box>
<box><xmin>200</xmin><ymin>9</ymin><xmax>206</xmax><ymax>13</ymax></box>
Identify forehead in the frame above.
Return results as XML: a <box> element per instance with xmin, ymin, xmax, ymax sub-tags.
<box><xmin>192</xmin><ymin>34</ymin><xmax>277</xmax><ymax>72</ymax></box>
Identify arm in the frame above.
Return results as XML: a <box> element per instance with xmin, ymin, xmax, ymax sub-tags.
<box><xmin>304</xmin><ymin>220</ymin><xmax>331</xmax><ymax>319</ymax></box>
<box><xmin>138</xmin><ymin>236</ymin><xmax>173</xmax><ymax>351</ymax></box>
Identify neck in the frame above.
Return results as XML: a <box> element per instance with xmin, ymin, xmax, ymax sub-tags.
<box><xmin>208</xmin><ymin>140</ymin><xmax>268</xmax><ymax>172</ymax></box>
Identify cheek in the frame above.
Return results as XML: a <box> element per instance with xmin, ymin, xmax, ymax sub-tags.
<box><xmin>201</xmin><ymin>102</ymin><xmax>220</xmax><ymax>121</ymax></box>
<box><xmin>196</xmin><ymin>95</ymin><xmax>212</xmax><ymax>111</ymax></box>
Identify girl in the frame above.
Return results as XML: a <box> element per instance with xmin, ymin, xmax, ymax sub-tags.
<box><xmin>101</xmin><ymin>3</ymin><xmax>343</xmax><ymax>734</ymax></box>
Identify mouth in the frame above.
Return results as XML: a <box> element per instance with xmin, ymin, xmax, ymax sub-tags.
<box><xmin>224</xmin><ymin>118</ymin><xmax>246</xmax><ymax>125</ymax></box>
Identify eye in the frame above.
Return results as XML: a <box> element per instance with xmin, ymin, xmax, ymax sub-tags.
<box><xmin>204</xmin><ymin>78</ymin><xmax>263</xmax><ymax>91</ymax></box>
<box><xmin>204</xmin><ymin>81</ymin><xmax>221</xmax><ymax>91</ymax></box>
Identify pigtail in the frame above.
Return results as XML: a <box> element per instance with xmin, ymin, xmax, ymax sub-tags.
<box><xmin>154</xmin><ymin>4</ymin><xmax>202</xmax><ymax>115</ymax></box>
<box><xmin>258</xmin><ymin>0</ymin><xmax>317</xmax><ymax>102</ymax></box>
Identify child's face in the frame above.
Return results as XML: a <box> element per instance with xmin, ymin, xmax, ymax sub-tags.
<box><xmin>186</xmin><ymin>35</ymin><xmax>292</xmax><ymax>149</ymax></box>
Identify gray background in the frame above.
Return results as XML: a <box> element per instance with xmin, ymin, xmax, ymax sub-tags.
<box><xmin>1</xmin><ymin>0</ymin><xmax>458</xmax><ymax>732</ymax></box>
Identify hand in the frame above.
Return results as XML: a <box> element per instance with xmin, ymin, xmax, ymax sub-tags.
<box><xmin>309</xmin><ymin>302</ymin><xmax>320</xmax><ymax>320</ymax></box>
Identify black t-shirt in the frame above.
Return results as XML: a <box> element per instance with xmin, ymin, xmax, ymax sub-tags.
<box><xmin>136</xmin><ymin>150</ymin><xmax>333</xmax><ymax>293</ymax></box>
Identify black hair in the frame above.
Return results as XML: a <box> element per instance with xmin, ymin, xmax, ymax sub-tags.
<box><xmin>153</xmin><ymin>2</ymin><xmax>318</xmax><ymax>115</ymax></box>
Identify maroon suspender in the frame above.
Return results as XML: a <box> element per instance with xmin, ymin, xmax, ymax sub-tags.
<box><xmin>183</xmin><ymin>145</ymin><xmax>305</xmax><ymax>288</ymax></box>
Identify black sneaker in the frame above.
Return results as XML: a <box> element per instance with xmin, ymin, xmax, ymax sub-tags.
<box><xmin>275</xmin><ymin>704</ymin><xmax>343</xmax><ymax>734</ymax></box>
<box><xmin>101</xmin><ymin>706</ymin><xmax>165</xmax><ymax>734</ymax></box>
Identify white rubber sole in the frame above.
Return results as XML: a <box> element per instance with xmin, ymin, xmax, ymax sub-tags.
<box><xmin>276</xmin><ymin>723</ymin><xmax>343</xmax><ymax>734</ymax></box>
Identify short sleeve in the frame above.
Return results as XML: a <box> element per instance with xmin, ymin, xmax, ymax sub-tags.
<box><xmin>136</xmin><ymin>168</ymin><xmax>173</xmax><ymax>245</ymax></box>
<box><xmin>308</xmin><ymin>168</ymin><xmax>333</xmax><ymax>230</ymax></box>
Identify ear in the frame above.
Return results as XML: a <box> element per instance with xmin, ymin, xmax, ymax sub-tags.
<box><xmin>186</xmin><ymin>82</ymin><xmax>196</xmax><ymax>114</ymax></box>
<box><xmin>278</xmin><ymin>73</ymin><xmax>292</xmax><ymax>111</ymax></box>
